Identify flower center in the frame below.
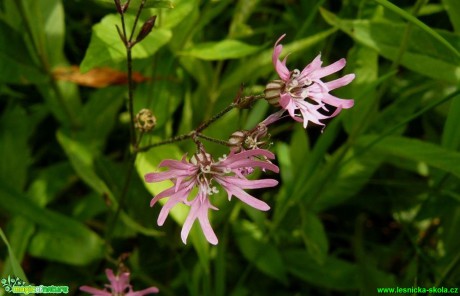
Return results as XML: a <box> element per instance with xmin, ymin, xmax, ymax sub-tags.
<box><xmin>287</xmin><ymin>69</ymin><xmax>314</xmax><ymax>100</ymax></box>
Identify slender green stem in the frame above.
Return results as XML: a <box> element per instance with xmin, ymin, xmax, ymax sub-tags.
<box><xmin>105</xmin><ymin>133</ymin><xmax>144</xmax><ymax>245</ymax></box>
<box><xmin>120</xmin><ymin>8</ymin><xmax>128</xmax><ymax>44</ymax></box>
<box><xmin>106</xmin><ymin>0</ymin><xmax>147</xmax><ymax>246</ymax></box>
<box><xmin>196</xmin><ymin>103</ymin><xmax>236</xmax><ymax>132</ymax></box>
<box><xmin>136</xmin><ymin>133</ymin><xmax>194</xmax><ymax>152</ymax></box>
<box><xmin>137</xmin><ymin>102</ymin><xmax>238</xmax><ymax>152</ymax></box>
<box><xmin>127</xmin><ymin>47</ymin><xmax>136</xmax><ymax>146</ymax></box>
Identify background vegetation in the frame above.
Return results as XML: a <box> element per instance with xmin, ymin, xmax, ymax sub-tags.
<box><xmin>0</xmin><ymin>0</ymin><xmax>459</xmax><ymax>295</ymax></box>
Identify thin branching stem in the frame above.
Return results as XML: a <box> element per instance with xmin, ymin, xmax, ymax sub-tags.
<box><xmin>196</xmin><ymin>133</ymin><xmax>232</xmax><ymax>146</ymax></box>
<box><xmin>136</xmin><ymin>101</ymin><xmax>241</xmax><ymax>152</ymax></box>
<box><xmin>105</xmin><ymin>0</ymin><xmax>147</xmax><ymax>247</ymax></box>
<box><xmin>129</xmin><ymin>0</ymin><xmax>146</xmax><ymax>43</ymax></box>
<box><xmin>136</xmin><ymin>133</ymin><xmax>194</xmax><ymax>152</ymax></box>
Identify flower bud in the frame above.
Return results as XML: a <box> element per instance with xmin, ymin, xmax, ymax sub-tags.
<box><xmin>134</xmin><ymin>108</ymin><xmax>156</xmax><ymax>132</ymax></box>
<box><xmin>191</xmin><ymin>149</ymin><xmax>213</xmax><ymax>166</ymax></box>
<box><xmin>228</xmin><ymin>130</ymin><xmax>248</xmax><ymax>149</ymax></box>
<box><xmin>136</xmin><ymin>16</ymin><xmax>157</xmax><ymax>43</ymax></box>
<box><xmin>264</xmin><ymin>80</ymin><xmax>284</xmax><ymax>107</ymax></box>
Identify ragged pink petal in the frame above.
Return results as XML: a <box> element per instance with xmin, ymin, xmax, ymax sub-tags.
<box><xmin>325</xmin><ymin>74</ymin><xmax>355</xmax><ymax>91</ymax></box>
<box><xmin>321</xmin><ymin>93</ymin><xmax>354</xmax><ymax>109</ymax></box>
<box><xmin>311</xmin><ymin>58</ymin><xmax>346</xmax><ymax>79</ymax></box>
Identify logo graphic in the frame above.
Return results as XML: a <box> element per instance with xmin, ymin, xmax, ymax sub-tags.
<box><xmin>1</xmin><ymin>276</ymin><xmax>26</xmax><ymax>293</ymax></box>
<box><xmin>1</xmin><ymin>276</ymin><xmax>69</xmax><ymax>294</ymax></box>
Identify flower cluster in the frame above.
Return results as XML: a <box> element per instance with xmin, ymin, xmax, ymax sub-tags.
<box><xmin>144</xmin><ymin>34</ymin><xmax>355</xmax><ymax>245</ymax></box>
<box><xmin>80</xmin><ymin>269</ymin><xmax>159</xmax><ymax>296</ymax></box>
<box><xmin>265</xmin><ymin>34</ymin><xmax>355</xmax><ymax>129</ymax></box>
<box><xmin>145</xmin><ymin>147</ymin><xmax>279</xmax><ymax>245</ymax></box>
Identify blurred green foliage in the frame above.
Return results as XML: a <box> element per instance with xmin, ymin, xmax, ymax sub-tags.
<box><xmin>0</xmin><ymin>0</ymin><xmax>459</xmax><ymax>295</ymax></box>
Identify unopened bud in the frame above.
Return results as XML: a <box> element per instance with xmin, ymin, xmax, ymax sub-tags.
<box><xmin>136</xmin><ymin>16</ymin><xmax>157</xmax><ymax>43</ymax></box>
<box><xmin>228</xmin><ymin>130</ymin><xmax>247</xmax><ymax>148</ymax></box>
<box><xmin>134</xmin><ymin>109</ymin><xmax>156</xmax><ymax>132</ymax></box>
<box><xmin>191</xmin><ymin>149</ymin><xmax>213</xmax><ymax>166</ymax></box>
<box><xmin>264</xmin><ymin>80</ymin><xmax>284</xmax><ymax>107</ymax></box>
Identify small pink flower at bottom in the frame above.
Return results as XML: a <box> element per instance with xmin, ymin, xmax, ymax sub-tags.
<box><xmin>265</xmin><ymin>34</ymin><xmax>355</xmax><ymax>129</ymax></box>
<box><xmin>145</xmin><ymin>148</ymin><xmax>279</xmax><ymax>245</ymax></box>
<box><xmin>80</xmin><ymin>269</ymin><xmax>159</xmax><ymax>296</ymax></box>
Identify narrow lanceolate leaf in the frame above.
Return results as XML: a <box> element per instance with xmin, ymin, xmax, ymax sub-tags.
<box><xmin>320</xmin><ymin>8</ymin><xmax>460</xmax><ymax>83</ymax></box>
<box><xmin>301</xmin><ymin>212</ymin><xmax>329</xmax><ymax>264</ymax></box>
<box><xmin>179</xmin><ymin>40</ymin><xmax>261</xmax><ymax>60</ymax></box>
<box><xmin>0</xmin><ymin>228</ymin><xmax>29</xmax><ymax>284</ymax></box>
<box><xmin>357</xmin><ymin>136</ymin><xmax>460</xmax><ymax>179</ymax></box>
<box><xmin>442</xmin><ymin>94</ymin><xmax>460</xmax><ymax>150</ymax></box>
<box><xmin>443</xmin><ymin>0</ymin><xmax>460</xmax><ymax>32</ymax></box>
<box><xmin>374</xmin><ymin>0</ymin><xmax>460</xmax><ymax>59</ymax></box>
<box><xmin>80</xmin><ymin>14</ymin><xmax>171</xmax><ymax>72</ymax></box>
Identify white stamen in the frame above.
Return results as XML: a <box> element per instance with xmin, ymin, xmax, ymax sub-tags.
<box><xmin>291</xmin><ymin>69</ymin><xmax>300</xmax><ymax>78</ymax></box>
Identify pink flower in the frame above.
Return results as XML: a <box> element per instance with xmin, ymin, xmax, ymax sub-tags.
<box><xmin>145</xmin><ymin>148</ymin><xmax>279</xmax><ymax>245</ymax></box>
<box><xmin>80</xmin><ymin>269</ymin><xmax>159</xmax><ymax>296</ymax></box>
<box><xmin>269</xmin><ymin>34</ymin><xmax>355</xmax><ymax>129</ymax></box>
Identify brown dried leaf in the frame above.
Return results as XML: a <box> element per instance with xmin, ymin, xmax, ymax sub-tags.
<box><xmin>53</xmin><ymin>66</ymin><xmax>149</xmax><ymax>88</ymax></box>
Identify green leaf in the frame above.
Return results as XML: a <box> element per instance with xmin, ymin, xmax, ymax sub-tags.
<box><xmin>57</xmin><ymin>130</ymin><xmax>110</xmax><ymax>195</ymax></box>
<box><xmin>283</xmin><ymin>249</ymin><xmax>361</xmax><ymax>290</ymax></box>
<box><xmin>32</xmin><ymin>0</ymin><xmax>66</xmax><ymax>67</ymax></box>
<box><xmin>0</xmin><ymin>218</ymin><xmax>35</xmax><ymax>281</ymax></box>
<box><xmin>443</xmin><ymin>0</ymin><xmax>460</xmax><ymax>32</ymax></box>
<box><xmin>301</xmin><ymin>211</ymin><xmax>329</xmax><ymax>264</ymax></box>
<box><xmin>233</xmin><ymin>220</ymin><xmax>288</xmax><ymax>284</ymax></box>
<box><xmin>0</xmin><ymin>180</ymin><xmax>104</xmax><ymax>265</ymax></box>
<box><xmin>81</xmin><ymin>86</ymin><xmax>125</xmax><ymax>150</ymax></box>
<box><xmin>320</xmin><ymin>9</ymin><xmax>460</xmax><ymax>83</ymax></box>
<box><xmin>180</xmin><ymin>40</ymin><xmax>261</xmax><ymax>61</ymax></box>
<box><xmin>0</xmin><ymin>20</ymin><xmax>45</xmax><ymax>84</ymax></box>
<box><xmin>313</xmin><ymin>148</ymin><xmax>384</xmax><ymax>211</ymax></box>
<box><xmin>0</xmin><ymin>227</ymin><xmax>30</xmax><ymax>284</ymax></box>
<box><xmin>358</xmin><ymin>135</ymin><xmax>460</xmax><ymax>179</ymax></box>
<box><xmin>374</xmin><ymin>0</ymin><xmax>460</xmax><ymax>59</ymax></box>
<box><xmin>442</xmin><ymin>95</ymin><xmax>460</xmax><ymax>150</ymax></box>
<box><xmin>135</xmin><ymin>141</ymin><xmax>186</xmax><ymax>223</ymax></box>
<box><xmin>0</xmin><ymin>106</ymin><xmax>32</xmax><ymax>191</ymax></box>
<box><xmin>80</xmin><ymin>14</ymin><xmax>171</xmax><ymax>72</ymax></box>
<box><xmin>342</xmin><ymin>45</ymin><xmax>379</xmax><ymax>135</ymax></box>
<box><xmin>58</xmin><ymin>130</ymin><xmax>160</xmax><ymax>237</ymax></box>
